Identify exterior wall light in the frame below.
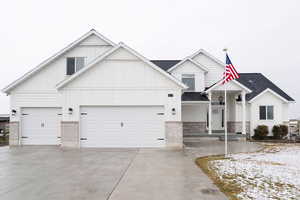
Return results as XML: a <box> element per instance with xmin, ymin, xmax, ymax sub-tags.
<box><xmin>68</xmin><ymin>108</ymin><xmax>73</xmax><ymax>115</ymax></box>
<box><xmin>11</xmin><ymin>109</ymin><xmax>17</xmax><ymax>116</ymax></box>
<box><xmin>172</xmin><ymin>108</ymin><xmax>176</xmax><ymax>115</ymax></box>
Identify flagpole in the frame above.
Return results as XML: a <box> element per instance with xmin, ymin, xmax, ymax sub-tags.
<box><xmin>223</xmin><ymin>48</ymin><xmax>228</xmax><ymax>157</ymax></box>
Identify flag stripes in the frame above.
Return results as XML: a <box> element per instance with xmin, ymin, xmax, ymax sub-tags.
<box><xmin>222</xmin><ymin>54</ymin><xmax>240</xmax><ymax>84</ymax></box>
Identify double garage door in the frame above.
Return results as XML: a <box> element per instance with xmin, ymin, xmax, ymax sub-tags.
<box><xmin>80</xmin><ymin>106</ymin><xmax>165</xmax><ymax>147</ymax></box>
<box><xmin>21</xmin><ymin>106</ymin><xmax>165</xmax><ymax>147</ymax></box>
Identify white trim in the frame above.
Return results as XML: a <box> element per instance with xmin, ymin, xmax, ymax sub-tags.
<box><xmin>167</xmin><ymin>57</ymin><xmax>209</xmax><ymax>73</ymax></box>
<box><xmin>205</xmin><ymin>79</ymin><xmax>252</xmax><ymax>93</ymax></box>
<box><xmin>56</xmin><ymin>42</ymin><xmax>188</xmax><ymax>90</ymax></box>
<box><xmin>249</xmin><ymin>88</ymin><xmax>290</xmax><ymax>103</ymax></box>
<box><xmin>189</xmin><ymin>49</ymin><xmax>226</xmax><ymax>67</ymax></box>
<box><xmin>2</xmin><ymin>29</ymin><xmax>116</xmax><ymax>94</ymax></box>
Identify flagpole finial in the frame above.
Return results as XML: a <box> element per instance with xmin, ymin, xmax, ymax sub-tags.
<box><xmin>223</xmin><ymin>48</ymin><xmax>228</xmax><ymax>52</ymax></box>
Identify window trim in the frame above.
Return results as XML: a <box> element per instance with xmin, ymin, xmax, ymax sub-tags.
<box><xmin>182</xmin><ymin>74</ymin><xmax>195</xmax><ymax>91</ymax></box>
<box><xmin>259</xmin><ymin>105</ymin><xmax>274</xmax><ymax>120</ymax></box>
<box><xmin>66</xmin><ymin>57</ymin><xmax>86</xmax><ymax>75</ymax></box>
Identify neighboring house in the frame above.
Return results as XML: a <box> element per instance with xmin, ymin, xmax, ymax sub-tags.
<box><xmin>0</xmin><ymin>114</ymin><xmax>9</xmax><ymax>135</ymax></box>
<box><xmin>2</xmin><ymin>29</ymin><xmax>295</xmax><ymax>148</ymax></box>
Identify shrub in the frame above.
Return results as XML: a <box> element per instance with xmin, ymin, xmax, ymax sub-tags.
<box><xmin>253</xmin><ymin>125</ymin><xmax>269</xmax><ymax>140</ymax></box>
<box><xmin>272</xmin><ymin>125</ymin><xmax>282</xmax><ymax>139</ymax></box>
<box><xmin>280</xmin><ymin>125</ymin><xmax>289</xmax><ymax>138</ymax></box>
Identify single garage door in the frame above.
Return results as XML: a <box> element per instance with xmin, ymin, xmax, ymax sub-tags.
<box><xmin>80</xmin><ymin>106</ymin><xmax>165</xmax><ymax>147</ymax></box>
<box><xmin>21</xmin><ymin>108</ymin><xmax>61</xmax><ymax>145</ymax></box>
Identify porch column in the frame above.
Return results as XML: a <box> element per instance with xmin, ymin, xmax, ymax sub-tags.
<box><xmin>242</xmin><ymin>90</ymin><xmax>246</xmax><ymax>135</ymax></box>
<box><xmin>208</xmin><ymin>91</ymin><xmax>212</xmax><ymax>135</ymax></box>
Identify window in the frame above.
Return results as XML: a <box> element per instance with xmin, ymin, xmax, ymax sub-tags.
<box><xmin>66</xmin><ymin>57</ymin><xmax>85</xmax><ymax>75</ymax></box>
<box><xmin>182</xmin><ymin>74</ymin><xmax>195</xmax><ymax>91</ymax></box>
<box><xmin>259</xmin><ymin>105</ymin><xmax>274</xmax><ymax>120</ymax></box>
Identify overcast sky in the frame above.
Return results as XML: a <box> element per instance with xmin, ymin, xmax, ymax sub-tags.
<box><xmin>1</xmin><ymin>0</ymin><xmax>299</xmax><ymax>118</ymax></box>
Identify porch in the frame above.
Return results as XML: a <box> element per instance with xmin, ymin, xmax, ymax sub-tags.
<box><xmin>182</xmin><ymin>80</ymin><xmax>251</xmax><ymax>137</ymax></box>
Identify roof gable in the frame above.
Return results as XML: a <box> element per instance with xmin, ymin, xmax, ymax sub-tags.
<box><xmin>167</xmin><ymin>58</ymin><xmax>209</xmax><ymax>73</ymax></box>
<box><xmin>56</xmin><ymin>43</ymin><xmax>188</xmax><ymax>90</ymax></box>
<box><xmin>190</xmin><ymin>49</ymin><xmax>225</xmax><ymax>67</ymax></box>
<box><xmin>2</xmin><ymin>29</ymin><xmax>115</xmax><ymax>94</ymax></box>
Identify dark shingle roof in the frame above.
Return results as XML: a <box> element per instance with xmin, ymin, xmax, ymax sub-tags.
<box><xmin>182</xmin><ymin>92</ymin><xmax>209</xmax><ymax>101</ymax></box>
<box><xmin>151</xmin><ymin>60</ymin><xmax>294</xmax><ymax>102</ymax></box>
<box><xmin>236</xmin><ymin>73</ymin><xmax>294</xmax><ymax>102</ymax></box>
<box><xmin>151</xmin><ymin>60</ymin><xmax>181</xmax><ymax>71</ymax></box>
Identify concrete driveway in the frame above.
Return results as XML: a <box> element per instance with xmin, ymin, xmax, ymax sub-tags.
<box><xmin>0</xmin><ymin>141</ymin><xmax>261</xmax><ymax>200</ymax></box>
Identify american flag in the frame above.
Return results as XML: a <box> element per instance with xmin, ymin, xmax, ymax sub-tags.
<box><xmin>223</xmin><ymin>53</ymin><xmax>240</xmax><ymax>84</ymax></box>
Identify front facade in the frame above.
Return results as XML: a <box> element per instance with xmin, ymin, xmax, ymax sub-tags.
<box><xmin>3</xmin><ymin>29</ymin><xmax>294</xmax><ymax>148</ymax></box>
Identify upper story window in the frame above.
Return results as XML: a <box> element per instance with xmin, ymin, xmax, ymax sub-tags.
<box><xmin>66</xmin><ymin>57</ymin><xmax>85</xmax><ymax>75</ymax></box>
<box><xmin>259</xmin><ymin>105</ymin><xmax>274</xmax><ymax>120</ymax></box>
<box><xmin>182</xmin><ymin>74</ymin><xmax>195</xmax><ymax>91</ymax></box>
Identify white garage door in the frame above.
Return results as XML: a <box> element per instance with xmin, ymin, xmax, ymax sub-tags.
<box><xmin>80</xmin><ymin>106</ymin><xmax>165</xmax><ymax>147</ymax></box>
<box><xmin>21</xmin><ymin>108</ymin><xmax>61</xmax><ymax>145</ymax></box>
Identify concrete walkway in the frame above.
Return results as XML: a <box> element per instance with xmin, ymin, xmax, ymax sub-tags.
<box><xmin>0</xmin><ymin>141</ymin><xmax>261</xmax><ymax>200</ymax></box>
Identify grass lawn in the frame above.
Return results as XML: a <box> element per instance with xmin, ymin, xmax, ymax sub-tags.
<box><xmin>196</xmin><ymin>143</ymin><xmax>300</xmax><ymax>200</ymax></box>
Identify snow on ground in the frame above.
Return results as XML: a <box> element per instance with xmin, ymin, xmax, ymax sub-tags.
<box><xmin>210</xmin><ymin>144</ymin><xmax>300</xmax><ymax>200</ymax></box>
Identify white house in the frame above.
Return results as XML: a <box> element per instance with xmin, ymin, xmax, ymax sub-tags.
<box><xmin>2</xmin><ymin>29</ymin><xmax>295</xmax><ymax>148</ymax></box>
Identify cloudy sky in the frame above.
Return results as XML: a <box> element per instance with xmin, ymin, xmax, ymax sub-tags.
<box><xmin>0</xmin><ymin>0</ymin><xmax>299</xmax><ymax>118</ymax></box>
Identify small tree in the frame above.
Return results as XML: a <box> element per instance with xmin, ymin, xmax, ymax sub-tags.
<box><xmin>253</xmin><ymin>125</ymin><xmax>269</xmax><ymax>140</ymax></box>
<box><xmin>272</xmin><ymin>125</ymin><xmax>282</xmax><ymax>139</ymax></box>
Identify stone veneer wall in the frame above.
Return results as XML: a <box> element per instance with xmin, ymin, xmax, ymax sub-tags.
<box><xmin>61</xmin><ymin>121</ymin><xmax>79</xmax><ymax>148</ymax></box>
<box><xmin>165</xmin><ymin>121</ymin><xmax>183</xmax><ymax>149</ymax></box>
<box><xmin>9</xmin><ymin>122</ymin><xmax>19</xmax><ymax>146</ymax></box>
<box><xmin>227</xmin><ymin>121</ymin><xmax>250</xmax><ymax>134</ymax></box>
<box><xmin>183</xmin><ymin>122</ymin><xmax>207</xmax><ymax>135</ymax></box>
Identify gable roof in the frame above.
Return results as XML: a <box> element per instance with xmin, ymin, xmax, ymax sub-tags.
<box><xmin>205</xmin><ymin>78</ymin><xmax>252</xmax><ymax>93</ymax></box>
<box><xmin>2</xmin><ymin>29</ymin><xmax>116</xmax><ymax>94</ymax></box>
<box><xmin>236</xmin><ymin>73</ymin><xmax>294</xmax><ymax>102</ymax></box>
<box><xmin>167</xmin><ymin>57</ymin><xmax>209</xmax><ymax>73</ymax></box>
<box><xmin>56</xmin><ymin>42</ymin><xmax>188</xmax><ymax>90</ymax></box>
<box><xmin>150</xmin><ymin>60</ymin><xmax>181</xmax><ymax>71</ymax></box>
<box><xmin>189</xmin><ymin>49</ymin><xmax>225</xmax><ymax>67</ymax></box>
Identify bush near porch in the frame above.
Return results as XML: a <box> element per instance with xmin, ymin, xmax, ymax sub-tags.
<box><xmin>252</xmin><ymin>124</ymin><xmax>289</xmax><ymax>141</ymax></box>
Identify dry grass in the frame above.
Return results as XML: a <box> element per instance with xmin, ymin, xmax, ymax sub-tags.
<box><xmin>195</xmin><ymin>155</ymin><xmax>243</xmax><ymax>200</ymax></box>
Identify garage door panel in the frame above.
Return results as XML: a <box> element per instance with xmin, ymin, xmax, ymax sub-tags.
<box><xmin>21</xmin><ymin>108</ymin><xmax>61</xmax><ymax>145</ymax></box>
<box><xmin>80</xmin><ymin>106</ymin><xmax>165</xmax><ymax>147</ymax></box>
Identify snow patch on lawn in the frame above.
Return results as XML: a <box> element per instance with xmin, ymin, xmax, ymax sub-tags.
<box><xmin>211</xmin><ymin>144</ymin><xmax>300</xmax><ymax>200</ymax></box>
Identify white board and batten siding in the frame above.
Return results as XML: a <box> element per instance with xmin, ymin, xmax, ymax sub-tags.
<box><xmin>80</xmin><ymin>106</ymin><xmax>165</xmax><ymax>147</ymax></box>
<box><xmin>58</xmin><ymin>47</ymin><xmax>183</xmax><ymax>147</ymax></box>
<box><xmin>249</xmin><ymin>91</ymin><xmax>289</xmax><ymax>135</ymax></box>
<box><xmin>170</xmin><ymin>60</ymin><xmax>206</xmax><ymax>92</ymax></box>
<box><xmin>192</xmin><ymin>53</ymin><xmax>224</xmax><ymax>87</ymax></box>
<box><xmin>9</xmin><ymin>34</ymin><xmax>114</xmax><ymax>123</ymax></box>
<box><xmin>60</xmin><ymin>47</ymin><xmax>183</xmax><ymax>123</ymax></box>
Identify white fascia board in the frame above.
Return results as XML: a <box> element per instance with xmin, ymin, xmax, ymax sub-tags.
<box><xmin>205</xmin><ymin>79</ymin><xmax>252</xmax><ymax>93</ymax></box>
<box><xmin>189</xmin><ymin>49</ymin><xmax>226</xmax><ymax>67</ymax></box>
<box><xmin>248</xmin><ymin>88</ymin><xmax>290</xmax><ymax>103</ymax></box>
<box><xmin>167</xmin><ymin>57</ymin><xmax>209</xmax><ymax>73</ymax></box>
<box><xmin>56</xmin><ymin>42</ymin><xmax>188</xmax><ymax>90</ymax></box>
<box><xmin>2</xmin><ymin>29</ymin><xmax>115</xmax><ymax>94</ymax></box>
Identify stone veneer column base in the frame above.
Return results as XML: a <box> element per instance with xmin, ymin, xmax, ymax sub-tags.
<box><xmin>61</xmin><ymin>121</ymin><xmax>79</xmax><ymax>148</ymax></box>
<box><xmin>183</xmin><ymin>122</ymin><xmax>207</xmax><ymax>136</ymax></box>
<box><xmin>9</xmin><ymin>122</ymin><xmax>20</xmax><ymax>146</ymax></box>
<box><xmin>165</xmin><ymin>121</ymin><xmax>183</xmax><ymax>149</ymax></box>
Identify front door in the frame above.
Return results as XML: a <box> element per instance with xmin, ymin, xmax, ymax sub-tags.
<box><xmin>211</xmin><ymin>106</ymin><xmax>224</xmax><ymax>131</ymax></box>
